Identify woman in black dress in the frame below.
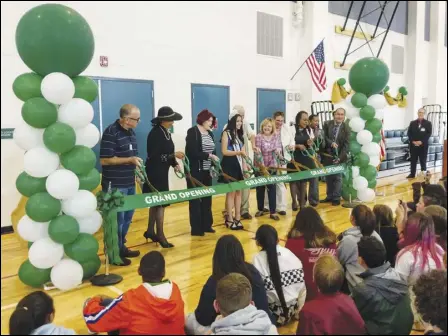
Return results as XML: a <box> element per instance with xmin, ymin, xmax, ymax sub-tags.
<box><xmin>219</xmin><ymin>114</ymin><xmax>247</xmax><ymax>230</ymax></box>
<box><xmin>185</xmin><ymin>109</ymin><xmax>219</xmax><ymax>236</ymax></box>
<box><xmin>143</xmin><ymin>106</ymin><xmax>184</xmax><ymax>248</ymax></box>
<box><xmin>288</xmin><ymin>111</ymin><xmax>316</xmax><ymax>210</ymax></box>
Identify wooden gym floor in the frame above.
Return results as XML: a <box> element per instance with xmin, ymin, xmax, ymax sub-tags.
<box><xmin>1</xmin><ymin>172</ymin><xmax>436</xmax><ymax>335</ymax></box>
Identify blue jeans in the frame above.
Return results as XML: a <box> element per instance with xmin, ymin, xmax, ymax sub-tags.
<box><xmin>103</xmin><ymin>186</ymin><xmax>136</xmax><ymax>253</ymax></box>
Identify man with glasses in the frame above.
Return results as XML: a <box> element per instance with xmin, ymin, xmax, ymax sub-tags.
<box><xmin>100</xmin><ymin>104</ymin><xmax>143</xmax><ymax>266</ymax></box>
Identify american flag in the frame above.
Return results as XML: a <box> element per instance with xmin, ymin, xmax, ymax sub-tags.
<box><xmin>305</xmin><ymin>40</ymin><xmax>327</xmax><ymax>92</ymax></box>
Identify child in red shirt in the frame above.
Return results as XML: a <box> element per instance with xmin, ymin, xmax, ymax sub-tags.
<box><xmin>83</xmin><ymin>251</ymin><xmax>185</xmax><ymax>335</ymax></box>
<box><xmin>297</xmin><ymin>255</ymin><xmax>365</xmax><ymax>335</ymax></box>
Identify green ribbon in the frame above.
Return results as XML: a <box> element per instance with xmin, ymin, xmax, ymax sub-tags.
<box><xmin>96</xmin><ymin>189</ymin><xmax>124</xmax><ymax>265</ymax></box>
<box><xmin>118</xmin><ymin>164</ymin><xmax>345</xmax><ymax>211</ymax></box>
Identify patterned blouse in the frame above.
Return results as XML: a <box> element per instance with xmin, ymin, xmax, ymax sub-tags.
<box><xmin>255</xmin><ymin>133</ymin><xmax>282</xmax><ymax>167</ymax></box>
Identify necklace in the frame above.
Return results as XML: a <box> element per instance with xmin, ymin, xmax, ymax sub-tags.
<box><xmin>159</xmin><ymin>125</ymin><xmax>171</xmax><ymax>140</ymax></box>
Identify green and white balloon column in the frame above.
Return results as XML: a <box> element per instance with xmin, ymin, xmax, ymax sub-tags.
<box><xmin>13</xmin><ymin>4</ymin><xmax>102</xmax><ymax>290</ymax></box>
<box><xmin>336</xmin><ymin>58</ymin><xmax>390</xmax><ymax>203</ymax></box>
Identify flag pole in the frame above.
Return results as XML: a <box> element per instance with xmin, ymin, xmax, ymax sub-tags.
<box><xmin>290</xmin><ymin>38</ymin><xmax>325</xmax><ymax>81</ymax></box>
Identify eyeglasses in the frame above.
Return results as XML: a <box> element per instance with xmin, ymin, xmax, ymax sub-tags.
<box><xmin>127</xmin><ymin>117</ymin><xmax>140</xmax><ymax>123</ymax></box>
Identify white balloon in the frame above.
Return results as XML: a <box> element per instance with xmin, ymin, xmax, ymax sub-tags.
<box><xmin>358</xmin><ymin>188</ymin><xmax>376</xmax><ymax>202</ymax></box>
<box><xmin>46</xmin><ymin>169</ymin><xmax>80</xmax><ymax>200</ymax></box>
<box><xmin>346</xmin><ymin>106</ymin><xmax>360</xmax><ymax>119</ymax></box>
<box><xmin>62</xmin><ymin>190</ymin><xmax>97</xmax><ymax>218</ymax></box>
<box><xmin>76</xmin><ymin>211</ymin><xmax>102</xmax><ymax>235</ymax></box>
<box><xmin>352</xmin><ymin>166</ymin><xmax>360</xmax><ymax>178</ymax></box>
<box><xmin>41</xmin><ymin>73</ymin><xmax>75</xmax><ymax>105</ymax></box>
<box><xmin>58</xmin><ymin>99</ymin><xmax>94</xmax><ymax>129</ymax></box>
<box><xmin>353</xmin><ymin>176</ymin><xmax>368</xmax><ymax>191</ymax></box>
<box><xmin>367</xmin><ymin>94</ymin><xmax>387</xmax><ymax>109</ymax></box>
<box><xmin>369</xmin><ymin>155</ymin><xmax>381</xmax><ymax>167</ymax></box>
<box><xmin>362</xmin><ymin>142</ymin><xmax>381</xmax><ymax>157</ymax></box>
<box><xmin>375</xmin><ymin>108</ymin><xmax>385</xmax><ymax>121</ymax></box>
<box><xmin>349</xmin><ymin>117</ymin><xmax>366</xmax><ymax>133</ymax></box>
<box><xmin>17</xmin><ymin>215</ymin><xmax>49</xmax><ymax>242</ymax></box>
<box><xmin>28</xmin><ymin>237</ymin><xmax>64</xmax><ymax>269</ymax></box>
<box><xmin>13</xmin><ymin>123</ymin><xmax>45</xmax><ymax>151</ymax></box>
<box><xmin>75</xmin><ymin>124</ymin><xmax>100</xmax><ymax>148</ymax></box>
<box><xmin>356</xmin><ymin>130</ymin><xmax>373</xmax><ymax>146</ymax></box>
<box><xmin>24</xmin><ymin>147</ymin><xmax>60</xmax><ymax>178</ymax></box>
<box><xmin>50</xmin><ymin>259</ymin><xmax>83</xmax><ymax>291</ymax></box>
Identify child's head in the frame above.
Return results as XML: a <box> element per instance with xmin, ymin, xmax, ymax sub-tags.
<box><xmin>139</xmin><ymin>251</ymin><xmax>165</xmax><ymax>283</ymax></box>
<box><xmin>9</xmin><ymin>291</ymin><xmax>54</xmax><ymax>335</ymax></box>
<box><xmin>313</xmin><ymin>255</ymin><xmax>344</xmax><ymax>295</ymax></box>
<box><xmin>358</xmin><ymin>236</ymin><xmax>387</xmax><ymax>269</ymax></box>
<box><xmin>373</xmin><ymin>204</ymin><xmax>394</xmax><ymax>229</ymax></box>
<box><xmin>214</xmin><ymin>273</ymin><xmax>253</xmax><ymax>317</ymax></box>
<box><xmin>351</xmin><ymin>204</ymin><xmax>376</xmax><ymax>236</ymax></box>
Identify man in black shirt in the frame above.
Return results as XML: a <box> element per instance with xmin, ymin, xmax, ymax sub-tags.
<box><xmin>100</xmin><ymin>104</ymin><xmax>142</xmax><ymax>266</ymax></box>
<box><xmin>407</xmin><ymin>108</ymin><xmax>432</xmax><ymax>179</ymax></box>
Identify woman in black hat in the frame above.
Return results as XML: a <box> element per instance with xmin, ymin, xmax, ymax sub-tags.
<box><xmin>143</xmin><ymin>106</ymin><xmax>184</xmax><ymax>248</ymax></box>
<box><xmin>185</xmin><ymin>109</ymin><xmax>219</xmax><ymax>236</ymax></box>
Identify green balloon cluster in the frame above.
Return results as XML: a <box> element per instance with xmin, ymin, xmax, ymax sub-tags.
<box><xmin>349</xmin><ymin>57</ymin><xmax>390</xmax><ymax>97</ymax></box>
<box><xmin>360</xmin><ymin>105</ymin><xmax>375</xmax><ymax>121</ymax></box>
<box><xmin>14</xmin><ymin>4</ymin><xmax>102</xmax><ymax>288</ymax></box>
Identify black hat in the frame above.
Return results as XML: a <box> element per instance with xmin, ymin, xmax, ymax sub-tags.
<box><xmin>151</xmin><ymin>106</ymin><xmax>183</xmax><ymax>124</ymax></box>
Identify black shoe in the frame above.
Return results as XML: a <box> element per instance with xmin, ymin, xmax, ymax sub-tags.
<box><xmin>112</xmin><ymin>257</ymin><xmax>131</xmax><ymax>266</ymax></box>
<box><xmin>320</xmin><ymin>198</ymin><xmax>332</xmax><ymax>203</ymax></box>
<box><xmin>406</xmin><ymin>174</ymin><xmax>416</xmax><ymax>179</ymax></box>
<box><xmin>143</xmin><ymin>231</ymin><xmax>159</xmax><ymax>243</ymax></box>
<box><xmin>332</xmin><ymin>200</ymin><xmax>341</xmax><ymax>206</ymax></box>
<box><xmin>204</xmin><ymin>228</ymin><xmax>216</xmax><ymax>233</ymax></box>
<box><xmin>255</xmin><ymin>211</ymin><xmax>264</xmax><ymax>217</ymax></box>
<box><xmin>270</xmin><ymin>214</ymin><xmax>280</xmax><ymax>221</ymax></box>
<box><xmin>121</xmin><ymin>247</ymin><xmax>140</xmax><ymax>258</ymax></box>
<box><xmin>278</xmin><ymin>211</ymin><xmax>287</xmax><ymax>216</ymax></box>
<box><xmin>241</xmin><ymin>213</ymin><xmax>253</xmax><ymax>220</ymax></box>
<box><xmin>263</xmin><ymin>208</ymin><xmax>270</xmax><ymax>213</ymax></box>
<box><xmin>160</xmin><ymin>240</ymin><xmax>174</xmax><ymax>248</ymax></box>
<box><xmin>310</xmin><ymin>203</ymin><xmax>318</xmax><ymax>208</ymax></box>
<box><xmin>191</xmin><ymin>232</ymin><xmax>205</xmax><ymax>236</ymax></box>
<box><xmin>292</xmin><ymin>206</ymin><xmax>299</xmax><ymax>212</ymax></box>
<box><xmin>235</xmin><ymin>220</ymin><xmax>244</xmax><ymax>230</ymax></box>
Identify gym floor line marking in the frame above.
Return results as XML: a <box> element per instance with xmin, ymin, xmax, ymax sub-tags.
<box><xmin>107</xmin><ymin>286</ymin><xmax>124</xmax><ymax>296</ymax></box>
<box><xmin>1</xmin><ymin>302</ymin><xmax>17</xmax><ymax>311</ymax></box>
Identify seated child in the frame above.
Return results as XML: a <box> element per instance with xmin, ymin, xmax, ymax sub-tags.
<box><xmin>83</xmin><ymin>251</ymin><xmax>185</xmax><ymax>335</ymax></box>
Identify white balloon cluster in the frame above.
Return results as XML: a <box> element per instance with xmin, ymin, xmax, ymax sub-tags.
<box><xmin>14</xmin><ymin>72</ymin><xmax>101</xmax><ymax>291</ymax></box>
<box><xmin>337</xmin><ymin>93</ymin><xmax>388</xmax><ymax>203</ymax></box>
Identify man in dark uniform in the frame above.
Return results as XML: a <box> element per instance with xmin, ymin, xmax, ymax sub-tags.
<box><xmin>320</xmin><ymin>108</ymin><xmax>350</xmax><ymax>206</ymax></box>
<box><xmin>407</xmin><ymin>108</ymin><xmax>432</xmax><ymax>179</ymax></box>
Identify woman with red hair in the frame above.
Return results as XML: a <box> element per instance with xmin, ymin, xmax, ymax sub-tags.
<box><xmin>396</xmin><ymin>212</ymin><xmax>444</xmax><ymax>285</ymax></box>
<box><xmin>185</xmin><ymin>109</ymin><xmax>219</xmax><ymax>236</ymax></box>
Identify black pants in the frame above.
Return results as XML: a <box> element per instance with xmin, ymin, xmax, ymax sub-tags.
<box><xmin>256</xmin><ymin>184</ymin><xmax>276</xmax><ymax>214</ymax></box>
<box><xmin>187</xmin><ymin>170</ymin><xmax>213</xmax><ymax>235</ymax></box>
<box><xmin>410</xmin><ymin>145</ymin><xmax>428</xmax><ymax>176</ymax></box>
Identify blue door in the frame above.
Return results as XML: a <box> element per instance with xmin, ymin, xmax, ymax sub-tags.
<box><xmin>191</xmin><ymin>84</ymin><xmax>230</xmax><ymax>161</ymax></box>
<box><xmin>256</xmin><ymin>89</ymin><xmax>286</xmax><ymax>128</ymax></box>
<box><xmin>96</xmin><ymin>79</ymin><xmax>154</xmax><ymax>171</ymax></box>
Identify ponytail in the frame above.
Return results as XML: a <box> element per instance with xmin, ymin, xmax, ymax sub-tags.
<box><xmin>9</xmin><ymin>291</ymin><xmax>54</xmax><ymax>335</ymax></box>
<box><xmin>256</xmin><ymin>225</ymin><xmax>289</xmax><ymax>320</ymax></box>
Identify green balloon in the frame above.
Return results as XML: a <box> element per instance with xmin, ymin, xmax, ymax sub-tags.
<box><xmin>28</xmin><ymin>242</ymin><xmax>33</xmax><ymax>249</ymax></box>
<box><xmin>399</xmin><ymin>86</ymin><xmax>407</xmax><ymax>95</ymax></box>
<box><xmin>64</xmin><ymin>233</ymin><xmax>99</xmax><ymax>263</ymax></box>
<box><xmin>368</xmin><ymin>178</ymin><xmax>377</xmax><ymax>189</ymax></box>
<box><xmin>21</xmin><ymin>98</ymin><xmax>58</xmax><ymax>129</ymax></box>
<box><xmin>349</xmin><ymin>131</ymin><xmax>358</xmax><ymax>142</ymax></box>
<box><xmin>350</xmin><ymin>141</ymin><xmax>362</xmax><ymax>155</ymax></box>
<box><xmin>351</xmin><ymin>93</ymin><xmax>368</xmax><ymax>108</ymax></box>
<box><xmin>372</xmin><ymin>132</ymin><xmax>382</xmax><ymax>143</ymax></box>
<box><xmin>25</xmin><ymin>192</ymin><xmax>61</xmax><ymax>223</ymax></box>
<box><xmin>365</xmin><ymin>118</ymin><xmax>383</xmax><ymax>134</ymax></box>
<box><xmin>78</xmin><ymin>169</ymin><xmax>101</xmax><ymax>191</ymax></box>
<box><xmin>337</xmin><ymin>78</ymin><xmax>346</xmax><ymax>86</ymax></box>
<box><xmin>384</xmin><ymin>85</ymin><xmax>390</xmax><ymax>93</ymax></box>
<box><xmin>342</xmin><ymin>185</ymin><xmax>358</xmax><ymax>201</ymax></box>
<box><xmin>16</xmin><ymin>172</ymin><xmax>47</xmax><ymax>197</ymax></box>
<box><xmin>18</xmin><ymin>259</ymin><xmax>51</xmax><ymax>288</ymax></box>
<box><xmin>49</xmin><ymin>215</ymin><xmax>80</xmax><ymax>245</ymax></box>
<box><xmin>348</xmin><ymin>57</ymin><xmax>390</xmax><ymax>97</ymax></box>
<box><xmin>43</xmin><ymin>122</ymin><xmax>76</xmax><ymax>154</ymax></box>
<box><xmin>354</xmin><ymin>152</ymin><xmax>371</xmax><ymax>168</ymax></box>
<box><xmin>61</xmin><ymin>146</ymin><xmax>96</xmax><ymax>175</ymax></box>
<box><xmin>15</xmin><ymin>4</ymin><xmax>94</xmax><ymax>77</ymax></box>
<box><xmin>13</xmin><ymin>73</ymin><xmax>43</xmax><ymax>101</ymax></box>
<box><xmin>81</xmin><ymin>255</ymin><xmax>101</xmax><ymax>280</ymax></box>
<box><xmin>73</xmin><ymin>77</ymin><xmax>98</xmax><ymax>103</ymax></box>
<box><xmin>360</xmin><ymin>105</ymin><xmax>376</xmax><ymax>121</ymax></box>
<box><xmin>360</xmin><ymin>165</ymin><xmax>378</xmax><ymax>181</ymax></box>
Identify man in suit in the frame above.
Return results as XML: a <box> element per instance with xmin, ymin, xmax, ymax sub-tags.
<box><xmin>320</xmin><ymin>108</ymin><xmax>350</xmax><ymax>206</ymax></box>
<box><xmin>407</xmin><ymin>108</ymin><xmax>432</xmax><ymax>178</ymax></box>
